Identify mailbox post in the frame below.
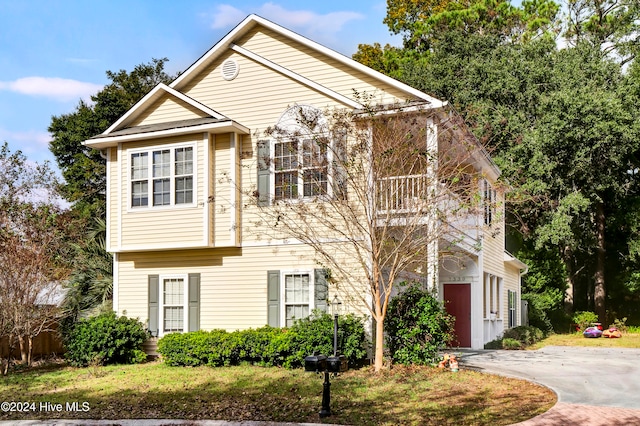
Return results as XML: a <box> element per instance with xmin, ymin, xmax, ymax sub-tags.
<box><xmin>303</xmin><ymin>295</ymin><xmax>347</xmax><ymax>419</ymax></box>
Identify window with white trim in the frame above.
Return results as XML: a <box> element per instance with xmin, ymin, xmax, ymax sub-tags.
<box><xmin>129</xmin><ymin>145</ymin><xmax>194</xmax><ymax>208</ymax></box>
<box><xmin>508</xmin><ymin>290</ymin><xmax>517</xmax><ymax>328</ymax></box>
<box><xmin>283</xmin><ymin>272</ymin><xmax>314</xmax><ymax>327</ymax></box>
<box><xmin>483</xmin><ymin>179</ymin><xmax>497</xmax><ymax>226</ymax></box>
<box><xmin>483</xmin><ymin>273</ymin><xmax>503</xmax><ymax>319</ymax></box>
<box><xmin>274</xmin><ymin>138</ymin><xmax>329</xmax><ymax>200</ymax></box>
<box><xmin>160</xmin><ymin>276</ymin><xmax>187</xmax><ymax>333</ymax></box>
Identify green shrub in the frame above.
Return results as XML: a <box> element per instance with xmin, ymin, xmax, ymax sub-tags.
<box><xmin>287</xmin><ymin>311</ymin><xmax>368</xmax><ymax>368</ymax></box>
<box><xmin>573</xmin><ymin>311</ymin><xmax>599</xmax><ymax>331</ymax></box>
<box><xmin>483</xmin><ymin>326</ymin><xmax>545</xmax><ymax>350</ymax></box>
<box><xmin>385</xmin><ymin>283</ymin><xmax>455</xmax><ymax>365</ymax></box>
<box><xmin>484</xmin><ymin>339</ymin><xmax>503</xmax><ymax>349</ymax></box>
<box><xmin>611</xmin><ymin>317</ymin><xmax>628</xmax><ymax>333</ymax></box>
<box><xmin>501</xmin><ymin>338</ymin><xmax>524</xmax><ymax>350</ymax></box>
<box><xmin>64</xmin><ymin>312</ymin><xmax>148</xmax><ymax>367</ymax></box>
<box><xmin>503</xmin><ymin>326</ymin><xmax>545</xmax><ymax>346</ymax></box>
<box><xmin>157</xmin><ymin>313</ymin><xmax>368</xmax><ymax>368</ymax></box>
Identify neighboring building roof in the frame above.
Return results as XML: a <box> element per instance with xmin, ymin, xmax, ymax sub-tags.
<box><xmin>35</xmin><ymin>282</ymin><xmax>67</xmax><ymax>307</ymax></box>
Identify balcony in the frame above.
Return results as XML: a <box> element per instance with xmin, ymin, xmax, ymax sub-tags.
<box><xmin>375</xmin><ymin>174</ymin><xmax>480</xmax><ymax>244</ymax></box>
<box><xmin>376</xmin><ymin>174</ymin><xmax>431</xmax><ymax>215</ymax></box>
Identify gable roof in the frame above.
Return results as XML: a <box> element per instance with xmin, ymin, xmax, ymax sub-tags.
<box><xmin>104</xmin><ymin>83</ymin><xmax>226</xmax><ymax>134</ymax></box>
<box><xmin>85</xmin><ymin>14</ymin><xmax>448</xmax><ymax>149</ymax></box>
<box><xmin>170</xmin><ymin>14</ymin><xmax>445</xmax><ymax>109</ymax></box>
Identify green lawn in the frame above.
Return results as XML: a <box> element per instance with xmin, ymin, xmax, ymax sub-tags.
<box><xmin>0</xmin><ymin>362</ymin><xmax>555</xmax><ymax>425</ymax></box>
<box><xmin>530</xmin><ymin>331</ymin><xmax>640</xmax><ymax>349</ymax></box>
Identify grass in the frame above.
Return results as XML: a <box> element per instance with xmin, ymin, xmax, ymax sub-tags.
<box><xmin>0</xmin><ymin>361</ymin><xmax>555</xmax><ymax>425</ymax></box>
<box><xmin>530</xmin><ymin>330</ymin><xmax>640</xmax><ymax>349</ymax></box>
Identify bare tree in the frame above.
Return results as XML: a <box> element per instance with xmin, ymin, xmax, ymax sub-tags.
<box><xmin>0</xmin><ymin>143</ymin><xmax>70</xmax><ymax>371</ymax></box>
<box><xmin>246</xmin><ymin>102</ymin><xmax>490</xmax><ymax>371</ymax></box>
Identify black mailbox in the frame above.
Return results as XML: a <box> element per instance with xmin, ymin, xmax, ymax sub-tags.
<box><xmin>304</xmin><ymin>354</ymin><xmax>327</xmax><ymax>372</ymax></box>
<box><xmin>326</xmin><ymin>355</ymin><xmax>348</xmax><ymax>373</ymax></box>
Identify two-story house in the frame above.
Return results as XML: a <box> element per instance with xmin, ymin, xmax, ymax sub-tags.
<box><xmin>83</xmin><ymin>14</ymin><xmax>526</xmax><ymax>351</ymax></box>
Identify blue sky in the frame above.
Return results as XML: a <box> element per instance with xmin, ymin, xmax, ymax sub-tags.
<box><xmin>0</xmin><ymin>0</ymin><xmax>401</xmax><ymax>168</ymax></box>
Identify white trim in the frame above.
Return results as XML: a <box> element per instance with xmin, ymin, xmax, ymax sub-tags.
<box><xmin>85</xmin><ymin>121</ymin><xmax>250</xmax><ymax>149</ymax></box>
<box><xmin>231</xmin><ymin>44</ymin><xmax>362</xmax><ymax>109</ymax></box>
<box><xmin>117</xmin><ymin>143</ymin><xmax>123</xmax><ymax>249</ymax></box>
<box><xmin>112</xmin><ymin>253</ymin><xmax>119</xmax><ymax>315</ymax></box>
<box><xmin>111</xmin><ymin>242</ymin><xmax>222</xmax><ymax>253</ymax></box>
<box><xmin>105</xmin><ymin>147</ymin><xmax>112</xmax><ymax>252</ymax></box>
<box><xmin>229</xmin><ymin>132</ymin><xmax>237</xmax><ymax>246</ymax></box>
<box><xmin>203</xmin><ymin>133</ymin><xmax>211</xmax><ymax>247</ymax></box>
<box><xmin>157</xmin><ymin>274</ymin><xmax>189</xmax><ymax>337</ymax></box>
<box><xmin>280</xmin><ymin>270</ymin><xmax>315</xmax><ymax>327</ymax></box>
<box><xmin>126</xmin><ymin>141</ymin><xmax>197</xmax><ymax>211</ymax></box>
<box><xmin>103</xmin><ymin>84</ymin><xmax>225</xmax><ymax>135</ymax></box>
<box><xmin>170</xmin><ymin>14</ymin><xmax>445</xmax><ymax>107</ymax></box>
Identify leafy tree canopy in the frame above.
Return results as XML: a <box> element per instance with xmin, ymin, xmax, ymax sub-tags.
<box><xmin>48</xmin><ymin>58</ymin><xmax>176</xmax><ymax>219</ymax></box>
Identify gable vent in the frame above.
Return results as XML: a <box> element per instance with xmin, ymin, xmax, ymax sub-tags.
<box><xmin>221</xmin><ymin>59</ymin><xmax>239</xmax><ymax>81</ymax></box>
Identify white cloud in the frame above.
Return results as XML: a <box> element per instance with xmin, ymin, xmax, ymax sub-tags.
<box><xmin>209</xmin><ymin>3</ymin><xmax>363</xmax><ymax>41</ymax></box>
<box><xmin>210</xmin><ymin>4</ymin><xmax>246</xmax><ymax>29</ymax></box>
<box><xmin>0</xmin><ymin>77</ymin><xmax>103</xmax><ymax>102</ymax></box>
<box><xmin>0</xmin><ymin>128</ymin><xmax>51</xmax><ymax>161</ymax></box>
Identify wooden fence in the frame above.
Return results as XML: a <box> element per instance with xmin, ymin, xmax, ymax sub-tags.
<box><xmin>0</xmin><ymin>328</ymin><xmax>65</xmax><ymax>359</ymax></box>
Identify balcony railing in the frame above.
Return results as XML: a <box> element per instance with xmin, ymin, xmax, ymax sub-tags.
<box><xmin>376</xmin><ymin>174</ymin><xmax>431</xmax><ymax>214</ymax></box>
<box><xmin>375</xmin><ymin>174</ymin><xmax>480</xmax><ymax>241</ymax></box>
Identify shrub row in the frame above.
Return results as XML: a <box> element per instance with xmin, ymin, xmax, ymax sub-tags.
<box><xmin>157</xmin><ymin>312</ymin><xmax>368</xmax><ymax>368</ymax></box>
<box><xmin>64</xmin><ymin>312</ymin><xmax>148</xmax><ymax>367</ymax></box>
<box><xmin>484</xmin><ymin>325</ymin><xmax>545</xmax><ymax>350</ymax></box>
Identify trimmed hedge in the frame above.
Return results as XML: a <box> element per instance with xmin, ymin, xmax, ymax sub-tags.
<box><xmin>157</xmin><ymin>312</ymin><xmax>368</xmax><ymax>368</ymax></box>
<box><xmin>64</xmin><ymin>312</ymin><xmax>148</xmax><ymax>367</ymax></box>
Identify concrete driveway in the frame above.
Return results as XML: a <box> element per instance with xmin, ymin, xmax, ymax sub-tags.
<box><xmin>459</xmin><ymin>345</ymin><xmax>640</xmax><ymax>425</ymax></box>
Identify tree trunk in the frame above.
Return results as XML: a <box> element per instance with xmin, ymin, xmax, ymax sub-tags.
<box><xmin>563</xmin><ymin>245</ymin><xmax>575</xmax><ymax>313</ymax></box>
<box><xmin>18</xmin><ymin>335</ymin><xmax>28</xmax><ymax>365</ymax></box>
<box><xmin>27</xmin><ymin>336</ymin><xmax>33</xmax><ymax>367</ymax></box>
<box><xmin>594</xmin><ymin>202</ymin><xmax>606</xmax><ymax>323</ymax></box>
<box><xmin>374</xmin><ymin>315</ymin><xmax>384</xmax><ymax>372</ymax></box>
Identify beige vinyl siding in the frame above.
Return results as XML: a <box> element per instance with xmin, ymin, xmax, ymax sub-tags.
<box><xmin>182</xmin><ymin>28</ymin><xmax>417</xmax><ymax>134</ymax></box>
<box><xmin>213</xmin><ymin>134</ymin><xmax>231</xmax><ymax>245</ymax></box>
<box><xmin>237</xmin><ymin>28</ymin><xmax>411</xmax><ymax>105</ymax></box>
<box><xmin>131</xmin><ymin>95</ymin><xmax>209</xmax><ymax>127</ymax></box>
<box><xmin>118</xmin><ymin>134</ymin><xmax>206</xmax><ymax>250</ymax></box>
<box><xmin>117</xmin><ymin>244</ymin><xmax>320</xmax><ymax>331</ymax></box>
<box><xmin>481</xmin><ymin>189</ymin><xmax>506</xmax><ymax>277</ymax></box>
<box><xmin>184</xmin><ymin>52</ymin><xmax>345</xmax><ymax>132</ymax></box>
<box><xmin>503</xmin><ymin>263</ymin><xmax>521</xmax><ymax>326</ymax></box>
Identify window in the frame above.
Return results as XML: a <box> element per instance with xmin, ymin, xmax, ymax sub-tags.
<box><xmin>483</xmin><ymin>179</ymin><xmax>497</xmax><ymax>225</ymax></box>
<box><xmin>274</xmin><ymin>138</ymin><xmax>329</xmax><ymax>200</ymax></box>
<box><xmin>267</xmin><ymin>269</ymin><xmax>327</xmax><ymax>328</ymax></box>
<box><xmin>284</xmin><ymin>273</ymin><xmax>312</xmax><ymax>327</ymax></box>
<box><xmin>162</xmin><ymin>277</ymin><xmax>185</xmax><ymax>333</ymax></box>
<box><xmin>130</xmin><ymin>145</ymin><xmax>194</xmax><ymax>208</ymax></box>
<box><xmin>483</xmin><ymin>273</ymin><xmax>503</xmax><ymax>319</ymax></box>
<box><xmin>508</xmin><ymin>290</ymin><xmax>517</xmax><ymax>328</ymax></box>
<box><xmin>148</xmin><ymin>273</ymin><xmax>200</xmax><ymax>337</ymax></box>
<box><xmin>131</xmin><ymin>152</ymin><xmax>148</xmax><ymax>207</ymax></box>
